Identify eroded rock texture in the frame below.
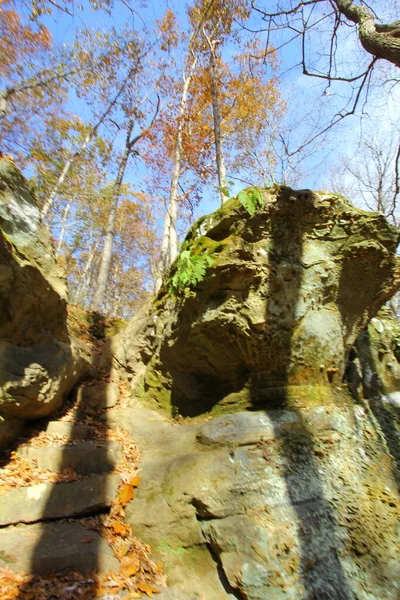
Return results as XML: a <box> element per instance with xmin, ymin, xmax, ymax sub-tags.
<box><xmin>103</xmin><ymin>187</ymin><xmax>400</xmax><ymax>599</ymax></box>
<box><xmin>108</xmin><ymin>186</ymin><xmax>400</xmax><ymax>416</ymax></box>
<box><xmin>0</xmin><ymin>158</ymin><xmax>86</xmax><ymax>446</ymax></box>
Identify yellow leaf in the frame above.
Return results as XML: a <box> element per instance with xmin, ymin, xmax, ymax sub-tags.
<box><xmin>112</xmin><ymin>521</ymin><xmax>132</xmax><ymax>538</ymax></box>
<box><xmin>137</xmin><ymin>582</ymin><xmax>160</xmax><ymax>597</ymax></box>
<box><xmin>119</xmin><ymin>484</ymin><xmax>134</xmax><ymax>506</ymax></box>
<box><xmin>119</xmin><ymin>555</ymin><xmax>140</xmax><ymax>577</ymax></box>
<box><xmin>130</xmin><ymin>475</ymin><xmax>141</xmax><ymax>487</ymax></box>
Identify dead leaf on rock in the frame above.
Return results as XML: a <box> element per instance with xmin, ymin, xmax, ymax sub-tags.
<box><xmin>137</xmin><ymin>582</ymin><xmax>160</xmax><ymax>597</ymax></box>
<box><xmin>119</xmin><ymin>555</ymin><xmax>140</xmax><ymax>577</ymax></box>
<box><xmin>111</xmin><ymin>521</ymin><xmax>131</xmax><ymax>538</ymax></box>
<box><xmin>118</xmin><ymin>484</ymin><xmax>134</xmax><ymax>506</ymax></box>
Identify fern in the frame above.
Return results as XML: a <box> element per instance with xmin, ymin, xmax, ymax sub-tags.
<box><xmin>170</xmin><ymin>250</ymin><xmax>214</xmax><ymax>294</ymax></box>
<box><xmin>238</xmin><ymin>188</ymin><xmax>264</xmax><ymax>216</ymax></box>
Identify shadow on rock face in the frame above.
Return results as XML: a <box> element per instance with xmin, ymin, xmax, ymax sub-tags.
<box><xmin>0</xmin><ymin>158</ymin><xmax>87</xmax><ymax>447</ymax></box>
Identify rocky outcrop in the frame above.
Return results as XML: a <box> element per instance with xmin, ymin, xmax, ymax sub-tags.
<box><xmin>101</xmin><ymin>186</ymin><xmax>400</xmax><ymax>599</ymax></box>
<box><xmin>107</xmin><ymin>186</ymin><xmax>400</xmax><ymax>416</ymax></box>
<box><xmin>108</xmin><ymin>401</ymin><xmax>400</xmax><ymax>600</ymax></box>
<box><xmin>0</xmin><ymin>158</ymin><xmax>86</xmax><ymax>446</ymax></box>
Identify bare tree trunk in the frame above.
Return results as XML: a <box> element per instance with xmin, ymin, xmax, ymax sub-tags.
<box><xmin>204</xmin><ymin>31</ymin><xmax>228</xmax><ymax>205</ymax></box>
<box><xmin>156</xmin><ymin>57</ymin><xmax>198</xmax><ymax>292</ymax></box>
<box><xmin>41</xmin><ymin>69</ymin><xmax>133</xmax><ymax>220</ymax></box>
<box><xmin>156</xmin><ymin>207</ymin><xmax>171</xmax><ymax>292</ymax></box>
<box><xmin>92</xmin><ymin>118</ymin><xmax>134</xmax><ymax>312</ymax></box>
<box><xmin>55</xmin><ymin>200</ymin><xmax>71</xmax><ymax>256</ymax></box>
<box><xmin>73</xmin><ymin>239</ymin><xmax>99</xmax><ymax>305</ymax></box>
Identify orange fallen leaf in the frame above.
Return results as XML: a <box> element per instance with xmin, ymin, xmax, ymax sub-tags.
<box><xmin>126</xmin><ymin>593</ymin><xmax>142</xmax><ymax>599</ymax></box>
<box><xmin>119</xmin><ymin>484</ymin><xmax>134</xmax><ymax>506</ymax></box>
<box><xmin>130</xmin><ymin>475</ymin><xmax>141</xmax><ymax>487</ymax></box>
<box><xmin>119</xmin><ymin>555</ymin><xmax>140</xmax><ymax>577</ymax></box>
<box><xmin>112</xmin><ymin>521</ymin><xmax>131</xmax><ymax>537</ymax></box>
<box><xmin>137</xmin><ymin>582</ymin><xmax>160</xmax><ymax>597</ymax></box>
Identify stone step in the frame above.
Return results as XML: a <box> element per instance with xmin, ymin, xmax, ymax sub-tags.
<box><xmin>0</xmin><ymin>473</ymin><xmax>120</xmax><ymax>526</ymax></box>
<box><xmin>45</xmin><ymin>420</ymin><xmax>95</xmax><ymax>439</ymax></box>
<box><xmin>0</xmin><ymin>521</ymin><xmax>119</xmax><ymax>574</ymax></box>
<box><xmin>17</xmin><ymin>440</ymin><xmax>122</xmax><ymax>475</ymax></box>
<box><xmin>77</xmin><ymin>382</ymin><xmax>120</xmax><ymax>410</ymax></box>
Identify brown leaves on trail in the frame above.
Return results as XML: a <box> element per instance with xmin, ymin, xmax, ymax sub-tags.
<box><xmin>0</xmin><ymin>565</ymin><xmax>163</xmax><ymax>599</ymax></box>
<box><xmin>0</xmin><ymin>452</ymin><xmax>80</xmax><ymax>489</ymax></box>
<box><xmin>119</xmin><ymin>555</ymin><xmax>140</xmax><ymax>577</ymax></box>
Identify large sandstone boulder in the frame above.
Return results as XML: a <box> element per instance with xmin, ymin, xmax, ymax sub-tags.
<box><xmin>107</xmin><ymin>186</ymin><xmax>400</xmax><ymax>416</ymax></box>
<box><xmin>0</xmin><ymin>158</ymin><xmax>86</xmax><ymax>446</ymax></box>
<box><xmin>103</xmin><ymin>187</ymin><xmax>400</xmax><ymax>599</ymax></box>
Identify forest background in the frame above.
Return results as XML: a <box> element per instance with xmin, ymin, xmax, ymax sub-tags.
<box><xmin>1</xmin><ymin>0</ymin><xmax>399</xmax><ymax>318</ymax></box>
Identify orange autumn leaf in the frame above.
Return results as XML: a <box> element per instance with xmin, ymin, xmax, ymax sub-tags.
<box><xmin>119</xmin><ymin>484</ymin><xmax>134</xmax><ymax>506</ymax></box>
<box><xmin>119</xmin><ymin>555</ymin><xmax>140</xmax><ymax>577</ymax></box>
<box><xmin>130</xmin><ymin>475</ymin><xmax>141</xmax><ymax>487</ymax></box>
<box><xmin>137</xmin><ymin>582</ymin><xmax>160</xmax><ymax>597</ymax></box>
<box><xmin>112</xmin><ymin>521</ymin><xmax>132</xmax><ymax>537</ymax></box>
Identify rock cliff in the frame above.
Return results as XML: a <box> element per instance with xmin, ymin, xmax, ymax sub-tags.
<box><xmin>102</xmin><ymin>186</ymin><xmax>400</xmax><ymax>599</ymax></box>
<box><xmin>0</xmin><ymin>158</ymin><xmax>86</xmax><ymax>447</ymax></box>
<box><xmin>108</xmin><ymin>186</ymin><xmax>400</xmax><ymax>416</ymax></box>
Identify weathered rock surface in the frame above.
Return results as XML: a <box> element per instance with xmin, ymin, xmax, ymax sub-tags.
<box><xmin>102</xmin><ymin>188</ymin><xmax>400</xmax><ymax>598</ymax></box>
<box><xmin>0</xmin><ymin>473</ymin><xmax>120</xmax><ymax>526</ymax></box>
<box><xmin>76</xmin><ymin>381</ymin><xmax>120</xmax><ymax>410</ymax></box>
<box><xmin>0</xmin><ymin>158</ymin><xmax>87</xmax><ymax>445</ymax></box>
<box><xmin>0</xmin><ymin>521</ymin><xmax>119</xmax><ymax>574</ymax></box>
<box><xmin>351</xmin><ymin>306</ymin><xmax>400</xmax><ymax>398</ymax></box>
<box><xmin>45</xmin><ymin>420</ymin><xmax>95</xmax><ymax>438</ymax></box>
<box><xmin>106</xmin><ymin>186</ymin><xmax>400</xmax><ymax>417</ymax></box>
<box><xmin>110</xmin><ymin>401</ymin><xmax>400</xmax><ymax>600</ymax></box>
<box><xmin>17</xmin><ymin>440</ymin><xmax>122</xmax><ymax>474</ymax></box>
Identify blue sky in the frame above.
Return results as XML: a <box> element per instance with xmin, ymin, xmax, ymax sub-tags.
<box><xmin>17</xmin><ymin>0</ymin><xmax>400</xmax><ymax>228</ymax></box>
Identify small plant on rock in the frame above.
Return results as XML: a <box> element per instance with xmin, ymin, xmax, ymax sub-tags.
<box><xmin>170</xmin><ymin>249</ymin><xmax>214</xmax><ymax>295</ymax></box>
<box><xmin>238</xmin><ymin>187</ymin><xmax>265</xmax><ymax>216</ymax></box>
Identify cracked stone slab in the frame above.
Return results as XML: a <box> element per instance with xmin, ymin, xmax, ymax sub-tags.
<box><xmin>77</xmin><ymin>382</ymin><xmax>120</xmax><ymax>410</ymax></box>
<box><xmin>45</xmin><ymin>421</ymin><xmax>95</xmax><ymax>439</ymax></box>
<box><xmin>0</xmin><ymin>521</ymin><xmax>119</xmax><ymax>574</ymax></box>
<box><xmin>17</xmin><ymin>440</ymin><xmax>121</xmax><ymax>475</ymax></box>
<box><xmin>0</xmin><ymin>473</ymin><xmax>121</xmax><ymax>526</ymax></box>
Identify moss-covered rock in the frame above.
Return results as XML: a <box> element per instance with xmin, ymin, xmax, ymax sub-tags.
<box><xmin>0</xmin><ymin>158</ymin><xmax>87</xmax><ymax>444</ymax></box>
<box><xmin>107</xmin><ymin>186</ymin><xmax>400</xmax><ymax>417</ymax></box>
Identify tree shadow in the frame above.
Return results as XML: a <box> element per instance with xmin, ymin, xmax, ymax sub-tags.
<box><xmin>10</xmin><ymin>319</ymin><xmax>115</xmax><ymax>597</ymax></box>
<box><xmin>250</xmin><ymin>189</ymin><xmax>353</xmax><ymax>599</ymax></box>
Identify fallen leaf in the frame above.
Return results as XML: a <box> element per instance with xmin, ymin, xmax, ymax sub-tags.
<box><xmin>80</xmin><ymin>537</ymin><xmax>94</xmax><ymax>544</ymax></box>
<box><xmin>137</xmin><ymin>582</ymin><xmax>160</xmax><ymax>597</ymax></box>
<box><xmin>119</xmin><ymin>484</ymin><xmax>134</xmax><ymax>506</ymax></box>
<box><xmin>119</xmin><ymin>555</ymin><xmax>140</xmax><ymax>577</ymax></box>
<box><xmin>126</xmin><ymin>593</ymin><xmax>142</xmax><ymax>599</ymax></box>
<box><xmin>130</xmin><ymin>475</ymin><xmax>141</xmax><ymax>487</ymax></box>
<box><xmin>112</xmin><ymin>521</ymin><xmax>131</xmax><ymax>537</ymax></box>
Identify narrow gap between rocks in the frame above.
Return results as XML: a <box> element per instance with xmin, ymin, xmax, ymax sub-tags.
<box><xmin>207</xmin><ymin>544</ymin><xmax>245</xmax><ymax>600</ymax></box>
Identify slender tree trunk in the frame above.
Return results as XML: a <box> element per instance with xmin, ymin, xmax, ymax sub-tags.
<box><xmin>55</xmin><ymin>200</ymin><xmax>71</xmax><ymax>256</ymax></box>
<box><xmin>41</xmin><ymin>136</ymin><xmax>91</xmax><ymax>220</ymax></box>
<box><xmin>73</xmin><ymin>239</ymin><xmax>99</xmax><ymax>305</ymax></box>
<box><xmin>92</xmin><ymin>118</ymin><xmax>134</xmax><ymax>312</ymax></box>
<box><xmin>204</xmin><ymin>32</ymin><xmax>228</xmax><ymax>205</ymax></box>
<box><xmin>41</xmin><ymin>69</ymin><xmax>133</xmax><ymax>220</ymax></box>
<box><xmin>156</xmin><ymin>57</ymin><xmax>198</xmax><ymax>292</ymax></box>
<box><xmin>156</xmin><ymin>207</ymin><xmax>171</xmax><ymax>292</ymax></box>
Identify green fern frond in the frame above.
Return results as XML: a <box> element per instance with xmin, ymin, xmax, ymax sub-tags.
<box><xmin>238</xmin><ymin>188</ymin><xmax>264</xmax><ymax>216</ymax></box>
<box><xmin>170</xmin><ymin>250</ymin><xmax>214</xmax><ymax>295</ymax></box>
